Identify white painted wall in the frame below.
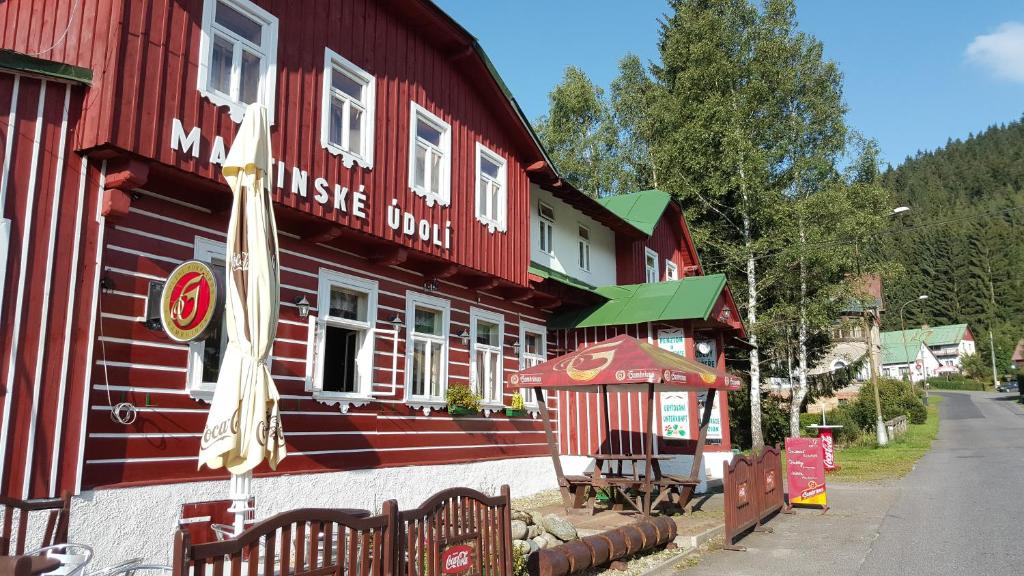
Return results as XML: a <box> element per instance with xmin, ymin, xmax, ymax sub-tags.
<box><xmin>883</xmin><ymin>343</ymin><xmax>941</xmax><ymax>382</ymax></box>
<box><xmin>69</xmin><ymin>457</ymin><xmax>559</xmax><ymax>570</ymax></box>
<box><xmin>529</xmin><ymin>185</ymin><xmax>616</xmax><ymax>287</ymax></box>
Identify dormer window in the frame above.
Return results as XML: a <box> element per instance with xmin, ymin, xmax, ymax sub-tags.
<box><xmin>645</xmin><ymin>248</ymin><xmax>659</xmax><ymax>283</ymax></box>
<box><xmin>475</xmin><ymin>143</ymin><xmax>507</xmax><ymax>233</ymax></box>
<box><xmin>198</xmin><ymin>0</ymin><xmax>278</xmax><ymax>123</ymax></box>
<box><xmin>408</xmin><ymin>102</ymin><xmax>451</xmax><ymax>207</ymax></box>
<box><xmin>665</xmin><ymin>261</ymin><xmax>678</xmax><ymax>281</ymax></box>
<box><xmin>321</xmin><ymin>48</ymin><xmax>375</xmax><ymax>169</ymax></box>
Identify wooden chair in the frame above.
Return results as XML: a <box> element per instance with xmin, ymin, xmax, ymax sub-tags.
<box><xmin>0</xmin><ymin>492</ymin><xmax>71</xmax><ymax>557</ymax></box>
<box><xmin>171</xmin><ymin>503</ymin><xmax>396</xmax><ymax>576</ymax></box>
<box><xmin>178</xmin><ymin>498</ymin><xmax>255</xmax><ymax>545</ymax></box>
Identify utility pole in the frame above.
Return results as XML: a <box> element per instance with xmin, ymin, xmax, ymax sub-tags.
<box><xmin>986</xmin><ymin>260</ymin><xmax>999</xmax><ymax>390</ymax></box>
<box><xmin>864</xmin><ymin>307</ymin><xmax>887</xmax><ymax>446</ymax></box>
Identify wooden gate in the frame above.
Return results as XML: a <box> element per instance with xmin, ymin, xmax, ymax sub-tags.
<box><xmin>755</xmin><ymin>446</ymin><xmax>785</xmax><ymax>524</ymax></box>
<box><xmin>722</xmin><ymin>455</ymin><xmax>759</xmax><ymax>551</ymax></box>
<box><xmin>398</xmin><ymin>486</ymin><xmax>512</xmax><ymax>576</ymax></box>
<box><xmin>172</xmin><ymin>503</ymin><xmax>396</xmax><ymax>576</ymax></box>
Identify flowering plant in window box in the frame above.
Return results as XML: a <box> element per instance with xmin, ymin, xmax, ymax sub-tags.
<box><xmin>505</xmin><ymin>392</ymin><xmax>527</xmax><ymax>417</ymax></box>
<box><xmin>445</xmin><ymin>384</ymin><xmax>481</xmax><ymax>416</ymax></box>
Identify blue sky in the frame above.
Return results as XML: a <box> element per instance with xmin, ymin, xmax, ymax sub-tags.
<box><xmin>434</xmin><ymin>0</ymin><xmax>1024</xmax><ymax>168</ymax></box>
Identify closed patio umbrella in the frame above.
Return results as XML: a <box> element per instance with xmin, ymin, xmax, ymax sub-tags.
<box><xmin>198</xmin><ymin>103</ymin><xmax>286</xmax><ymax>534</ymax></box>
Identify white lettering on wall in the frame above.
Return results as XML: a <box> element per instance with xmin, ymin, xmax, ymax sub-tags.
<box><xmin>165</xmin><ymin>118</ymin><xmax>454</xmax><ymax>252</ymax></box>
<box><xmin>171</xmin><ymin>118</ymin><xmax>201</xmax><ymax>158</ymax></box>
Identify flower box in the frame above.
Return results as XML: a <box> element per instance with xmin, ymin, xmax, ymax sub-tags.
<box><xmin>504</xmin><ymin>408</ymin><xmax>527</xmax><ymax>417</ymax></box>
<box><xmin>448</xmin><ymin>406</ymin><xmax>479</xmax><ymax>416</ymax></box>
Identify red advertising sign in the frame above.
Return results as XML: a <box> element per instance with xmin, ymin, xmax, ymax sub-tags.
<box><xmin>785</xmin><ymin>437</ymin><xmax>827</xmax><ymax>508</ymax></box>
<box><xmin>160</xmin><ymin>260</ymin><xmax>221</xmax><ymax>342</ymax></box>
<box><xmin>441</xmin><ymin>544</ymin><xmax>474</xmax><ymax>575</ymax></box>
<box><xmin>820</xmin><ymin>428</ymin><xmax>837</xmax><ymax>471</ymax></box>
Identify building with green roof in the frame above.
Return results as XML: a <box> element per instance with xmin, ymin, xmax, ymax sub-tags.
<box><xmin>881</xmin><ymin>323</ymin><xmax>975</xmax><ymax>375</ymax></box>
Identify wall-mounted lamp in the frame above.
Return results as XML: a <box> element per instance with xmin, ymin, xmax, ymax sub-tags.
<box><xmin>294</xmin><ymin>295</ymin><xmax>310</xmax><ymax>318</ymax></box>
<box><xmin>390</xmin><ymin>314</ymin><xmax>404</xmax><ymax>327</ymax></box>
<box><xmin>511</xmin><ymin>339</ymin><xmax>521</xmax><ymax>355</ymax></box>
<box><xmin>458</xmin><ymin>329</ymin><xmax>470</xmax><ymax>345</ymax></box>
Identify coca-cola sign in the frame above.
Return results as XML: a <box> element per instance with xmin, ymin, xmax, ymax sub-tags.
<box><xmin>441</xmin><ymin>545</ymin><xmax>473</xmax><ymax>575</ymax></box>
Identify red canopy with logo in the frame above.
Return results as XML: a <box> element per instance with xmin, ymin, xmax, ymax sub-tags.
<box><xmin>507</xmin><ymin>334</ymin><xmax>741</xmax><ymax>393</ymax></box>
<box><xmin>506</xmin><ymin>334</ymin><xmax>739</xmax><ymax>516</ymax></box>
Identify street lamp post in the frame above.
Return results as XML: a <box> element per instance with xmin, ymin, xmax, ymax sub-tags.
<box><xmin>900</xmin><ymin>295</ymin><xmax>929</xmax><ymax>401</ymax></box>
<box><xmin>859</xmin><ymin>206</ymin><xmax>912</xmax><ymax>448</ymax></box>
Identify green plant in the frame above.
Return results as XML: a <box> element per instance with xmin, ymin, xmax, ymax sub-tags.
<box><xmin>511</xmin><ymin>543</ymin><xmax>527</xmax><ymax>576</ymax></box>
<box><xmin>446</xmin><ymin>384</ymin><xmax>481</xmax><ymax>412</ymax></box>
<box><xmin>848</xmin><ymin>378</ymin><xmax>927</xmax><ymax>427</ymax></box>
<box><xmin>925</xmin><ymin>376</ymin><xmax>985</xmax><ymax>391</ymax></box>
<box><xmin>510</xmin><ymin>392</ymin><xmax>525</xmax><ymax>411</ymax></box>
<box><xmin>799</xmin><ymin>407</ymin><xmax>863</xmax><ymax>446</ymax></box>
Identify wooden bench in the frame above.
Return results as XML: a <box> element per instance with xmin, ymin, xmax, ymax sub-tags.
<box><xmin>1</xmin><ymin>492</ymin><xmax>71</xmax><ymax>556</ymax></box>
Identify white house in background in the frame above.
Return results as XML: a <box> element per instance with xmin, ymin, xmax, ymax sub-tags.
<box><xmin>880</xmin><ymin>336</ymin><xmax>941</xmax><ymax>383</ymax></box>
<box><xmin>882</xmin><ymin>323</ymin><xmax>976</xmax><ymax>375</ymax></box>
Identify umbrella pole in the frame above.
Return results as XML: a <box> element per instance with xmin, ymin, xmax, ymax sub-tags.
<box><xmin>228</xmin><ymin>471</ymin><xmax>253</xmax><ymax>535</ymax></box>
<box><xmin>535</xmin><ymin>387</ymin><xmax>572</xmax><ymax>509</ymax></box>
<box><xmin>643</xmin><ymin>383</ymin><xmax>655</xmax><ymax>516</ymax></box>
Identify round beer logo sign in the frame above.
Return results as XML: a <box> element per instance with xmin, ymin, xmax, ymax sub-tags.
<box><xmin>160</xmin><ymin>260</ymin><xmax>220</xmax><ymax>342</ymax></box>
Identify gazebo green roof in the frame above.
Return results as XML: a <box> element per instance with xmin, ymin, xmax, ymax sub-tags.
<box><xmin>596</xmin><ymin>190</ymin><xmax>672</xmax><ymax>236</ymax></box>
<box><xmin>547</xmin><ymin>274</ymin><xmax>728</xmax><ymax>329</ymax></box>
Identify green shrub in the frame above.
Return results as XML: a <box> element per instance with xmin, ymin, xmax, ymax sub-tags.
<box><xmin>849</xmin><ymin>379</ymin><xmax>927</xmax><ymax>427</ymax></box>
<box><xmin>799</xmin><ymin>406</ymin><xmax>863</xmax><ymax>446</ymax></box>
<box><xmin>925</xmin><ymin>376</ymin><xmax>985</xmax><ymax>391</ymax></box>
<box><xmin>510</xmin><ymin>392</ymin><xmax>525</xmax><ymax>410</ymax></box>
<box><xmin>511</xmin><ymin>543</ymin><xmax>527</xmax><ymax>576</ymax></box>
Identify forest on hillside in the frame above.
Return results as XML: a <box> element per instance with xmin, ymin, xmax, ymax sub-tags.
<box><xmin>879</xmin><ymin>118</ymin><xmax>1024</xmax><ymax>377</ymax></box>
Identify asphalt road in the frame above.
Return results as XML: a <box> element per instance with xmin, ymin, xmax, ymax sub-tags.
<box><xmin>672</xmin><ymin>391</ymin><xmax>1024</xmax><ymax>576</ymax></box>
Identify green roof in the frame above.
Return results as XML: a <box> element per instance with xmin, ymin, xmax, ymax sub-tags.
<box><xmin>0</xmin><ymin>50</ymin><xmax>92</xmax><ymax>85</ymax></box>
<box><xmin>596</xmin><ymin>190</ymin><xmax>672</xmax><ymax>236</ymax></box>
<box><xmin>528</xmin><ymin>262</ymin><xmax>600</xmax><ymax>294</ymax></box>
<box><xmin>881</xmin><ymin>342</ymin><xmax>923</xmax><ymax>366</ymax></box>
<box><xmin>548</xmin><ymin>274</ymin><xmax>727</xmax><ymax>329</ymax></box>
<box><xmin>881</xmin><ymin>324</ymin><xmax>968</xmax><ymax>348</ymax></box>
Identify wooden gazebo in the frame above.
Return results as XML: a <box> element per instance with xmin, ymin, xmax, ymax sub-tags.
<box><xmin>508</xmin><ymin>335</ymin><xmax>740</xmax><ymax>516</ymax></box>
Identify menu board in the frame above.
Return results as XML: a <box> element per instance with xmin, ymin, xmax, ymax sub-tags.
<box><xmin>784</xmin><ymin>437</ymin><xmax>828</xmax><ymax>508</ymax></box>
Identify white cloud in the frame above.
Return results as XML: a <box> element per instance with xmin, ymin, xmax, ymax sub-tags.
<box><xmin>966</xmin><ymin>21</ymin><xmax>1024</xmax><ymax>82</ymax></box>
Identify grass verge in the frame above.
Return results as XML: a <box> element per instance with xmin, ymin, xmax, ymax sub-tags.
<box><xmin>827</xmin><ymin>395</ymin><xmax>944</xmax><ymax>482</ymax></box>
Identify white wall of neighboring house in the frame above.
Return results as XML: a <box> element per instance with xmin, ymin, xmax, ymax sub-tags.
<box><xmin>529</xmin><ymin>184</ymin><xmax>617</xmax><ymax>287</ymax></box>
<box><xmin>930</xmin><ymin>330</ymin><xmax>976</xmax><ymax>373</ymax></box>
<box><xmin>884</xmin><ymin>343</ymin><xmax>941</xmax><ymax>383</ymax></box>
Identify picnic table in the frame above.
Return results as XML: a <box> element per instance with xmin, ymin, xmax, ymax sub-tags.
<box><xmin>567</xmin><ymin>454</ymin><xmax>699</xmax><ymax>515</ymax></box>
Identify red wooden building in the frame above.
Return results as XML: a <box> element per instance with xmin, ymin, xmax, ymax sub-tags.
<box><xmin>0</xmin><ymin>0</ymin><xmax>743</xmax><ymax>566</ymax></box>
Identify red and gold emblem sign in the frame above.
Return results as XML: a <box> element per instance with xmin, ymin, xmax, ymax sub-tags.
<box><xmin>160</xmin><ymin>260</ymin><xmax>221</xmax><ymax>342</ymax></box>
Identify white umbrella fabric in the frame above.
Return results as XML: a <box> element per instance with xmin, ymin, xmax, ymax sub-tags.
<box><xmin>198</xmin><ymin>103</ymin><xmax>286</xmax><ymax>533</ymax></box>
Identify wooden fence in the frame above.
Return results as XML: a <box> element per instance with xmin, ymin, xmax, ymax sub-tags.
<box><xmin>723</xmin><ymin>446</ymin><xmax>784</xmax><ymax>551</ymax></box>
<box><xmin>885</xmin><ymin>415</ymin><xmax>909</xmax><ymax>439</ymax></box>
<box><xmin>398</xmin><ymin>486</ymin><xmax>512</xmax><ymax>576</ymax></box>
<box><xmin>170</xmin><ymin>486</ymin><xmax>512</xmax><ymax>576</ymax></box>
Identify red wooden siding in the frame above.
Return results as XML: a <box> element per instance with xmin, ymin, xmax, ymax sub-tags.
<box><xmin>616</xmin><ymin>207</ymin><xmax>701</xmax><ymax>285</ymax></box>
<box><xmin>0</xmin><ymin>72</ymin><xmax>102</xmax><ymax>499</ymax></box>
<box><xmin>0</xmin><ymin>0</ymin><xmax>538</xmax><ymax>286</ymax></box>
<box><xmin>550</xmin><ymin>324</ymin><xmax>731</xmax><ymax>458</ymax></box>
<box><xmin>78</xmin><ymin>192</ymin><xmax>556</xmax><ymax>489</ymax></box>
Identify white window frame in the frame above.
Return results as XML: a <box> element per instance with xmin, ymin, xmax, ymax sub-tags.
<box><xmin>538</xmin><ymin>201</ymin><xmax>555</xmax><ymax>255</ymax></box>
<box><xmin>577</xmin><ymin>224</ymin><xmax>591</xmax><ymax>272</ymax></box>
<box><xmin>408</xmin><ymin>102</ymin><xmax>452</xmax><ymax>207</ymax></box>
<box><xmin>185</xmin><ymin>236</ymin><xmax>228</xmax><ymax>401</ymax></box>
<box><xmin>320</xmin><ymin>48</ymin><xmax>375</xmax><ymax>170</ymax></box>
<box><xmin>469</xmin><ymin>307</ymin><xmax>505</xmax><ymax>410</ymax></box>
<box><xmin>645</xmin><ymin>247</ymin><xmax>659</xmax><ymax>283</ymax></box>
<box><xmin>307</xmin><ymin>268</ymin><xmax>378</xmax><ymax>412</ymax></box>
<box><xmin>665</xmin><ymin>260</ymin><xmax>678</xmax><ymax>281</ymax></box>
<box><xmin>197</xmin><ymin>0</ymin><xmax>278</xmax><ymax>124</ymax></box>
<box><xmin>404</xmin><ymin>291</ymin><xmax>451</xmax><ymax>413</ymax></box>
<box><xmin>474</xmin><ymin>142</ymin><xmax>507</xmax><ymax>233</ymax></box>
<box><xmin>518</xmin><ymin>321</ymin><xmax>546</xmax><ymax>413</ymax></box>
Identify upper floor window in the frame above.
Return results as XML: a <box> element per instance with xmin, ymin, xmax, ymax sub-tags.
<box><xmin>321</xmin><ymin>48</ymin><xmax>375</xmax><ymax>169</ymax></box>
<box><xmin>578</xmin><ymin>225</ymin><xmax>591</xmax><ymax>271</ymax></box>
<box><xmin>406</xmin><ymin>292</ymin><xmax>450</xmax><ymax>405</ymax></box>
<box><xmin>308</xmin><ymin>269</ymin><xmax>378</xmax><ymax>408</ymax></box>
<box><xmin>186</xmin><ymin>237</ymin><xmax>228</xmax><ymax>400</ymax></box>
<box><xmin>665</xmin><ymin>261</ymin><xmax>678</xmax><ymax>281</ymax></box>
<box><xmin>409</xmin><ymin>102</ymin><xmax>451</xmax><ymax>207</ymax></box>
<box><xmin>538</xmin><ymin>202</ymin><xmax>555</xmax><ymax>255</ymax></box>
<box><xmin>645</xmin><ymin>248</ymin><xmax>659</xmax><ymax>283</ymax></box>
<box><xmin>198</xmin><ymin>0</ymin><xmax>278</xmax><ymax>124</ymax></box>
<box><xmin>475</xmin><ymin>143</ymin><xmax>507</xmax><ymax>233</ymax></box>
<box><xmin>470</xmin><ymin>308</ymin><xmax>505</xmax><ymax>406</ymax></box>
